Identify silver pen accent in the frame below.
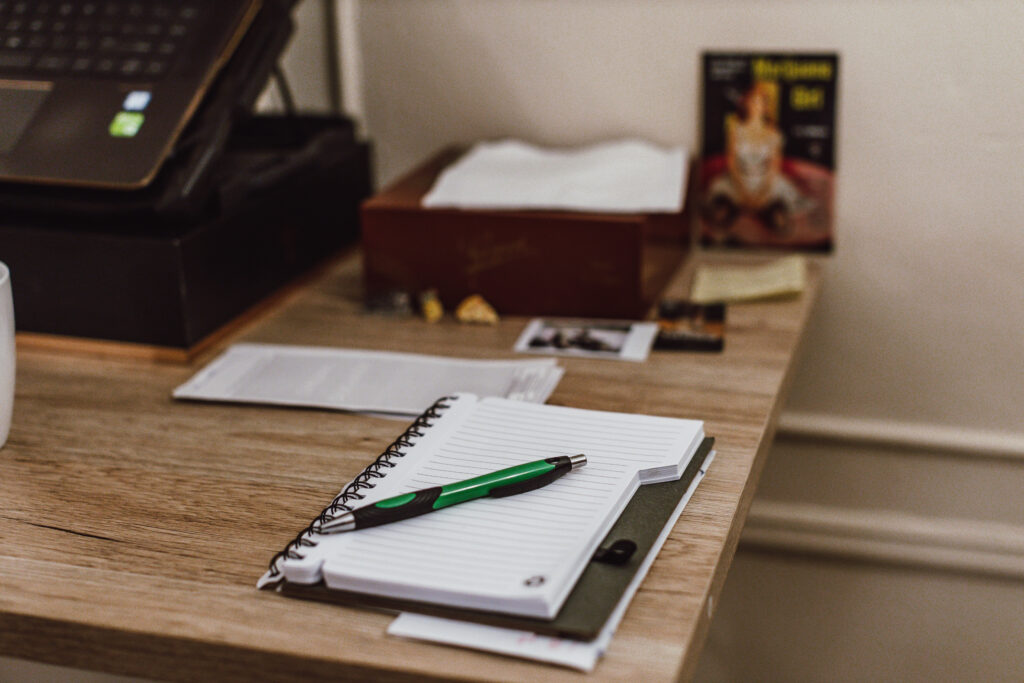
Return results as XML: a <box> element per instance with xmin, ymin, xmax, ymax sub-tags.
<box><xmin>319</xmin><ymin>511</ymin><xmax>356</xmax><ymax>533</ymax></box>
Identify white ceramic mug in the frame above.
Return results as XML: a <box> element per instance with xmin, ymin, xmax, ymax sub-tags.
<box><xmin>0</xmin><ymin>262</ymin><xmax>14</xmax><ymax>448</ymax></box>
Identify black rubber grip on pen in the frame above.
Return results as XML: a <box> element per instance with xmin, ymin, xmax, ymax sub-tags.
<box><xmin>352</xmin><ymin>487</ymin><xmax>443</xmax><ymax>529</ymax></box>
<box><xmin>489</xmin><ymin>456</ymin><xmax>573</xmax><ymax>498</ymax></box>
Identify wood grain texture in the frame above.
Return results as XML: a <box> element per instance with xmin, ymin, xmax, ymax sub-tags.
<box><xmin>0</xmin><ymin>251</ymin><xmax>820</xmax><ymax>682</ymax></box>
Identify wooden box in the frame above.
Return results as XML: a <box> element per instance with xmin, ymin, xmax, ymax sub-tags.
<box><xmin>362</xmin><ymin>149</ymin><xmax>690</xmax><ymax>319</ymax></box>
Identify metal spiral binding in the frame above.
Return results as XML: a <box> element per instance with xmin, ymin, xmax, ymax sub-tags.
<box><xmin>262</xmin><ymin>395</ymin><xmax>455</xmax><ymax>585</ymax></box>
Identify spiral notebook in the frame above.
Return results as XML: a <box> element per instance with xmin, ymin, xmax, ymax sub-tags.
<box><xmin>260</xmin><ymin>394</ymin><xmax>706</xmax><ymax>621</ymax></box>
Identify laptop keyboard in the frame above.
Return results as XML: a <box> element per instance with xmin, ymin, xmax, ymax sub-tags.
<box><xmin>0</xmin><ymin>1</ymin><xmax>202</xmax><ymax>81</ymax></box>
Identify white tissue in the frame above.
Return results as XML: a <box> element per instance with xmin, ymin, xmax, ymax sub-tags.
<box><xmin>422</xmin><ymin>139</ymin><xmax>687</xmax><ymax>214</ymax></box>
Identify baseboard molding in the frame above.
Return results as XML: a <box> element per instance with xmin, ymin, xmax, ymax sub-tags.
<box><xmin>742</xmin><ymin>500</ymin><xmax>1024</xmax><ymax>580</ymax></box>
<box><xmin>777</xmin><ymin>411</ymin><xmax>1024</xmax><ymax>462</ymax></box>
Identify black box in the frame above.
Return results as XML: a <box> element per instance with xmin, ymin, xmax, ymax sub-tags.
<box><xmin>0</xmin><ymin>116</ymin><xmax>371</xmax><ymax>349</ymax></box>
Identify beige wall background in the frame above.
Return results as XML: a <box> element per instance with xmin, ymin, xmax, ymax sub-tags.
<box><xmin>4</xmin><ymin>1</ymin><xmax>1023</xmax><ymax>681</ymax></box>
<box><xmin>354</xmin><ymin>0</ymin><xmax>1024</xmax><ymax>432</ymax></box>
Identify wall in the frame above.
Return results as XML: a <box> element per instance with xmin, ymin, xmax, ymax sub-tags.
<box><xmin>258</xmin><ymin>0</ymin><xmax>337</xmax><ymax>113</ymax></box>
<box><xmin>354</xmin><ymin>0</ymin><xmax>1024</xmax><ymax>431</ymax></box>
<box><xmin>350</xmin><ymin>1</ymin><xmax>1024</xmax><ymax>681</ymax></box>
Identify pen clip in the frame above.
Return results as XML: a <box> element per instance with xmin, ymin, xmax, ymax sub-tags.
<box><xmin>592</xmin><ymin>539</ymin><xmax>637</xmax><ymax>565</ymax></box>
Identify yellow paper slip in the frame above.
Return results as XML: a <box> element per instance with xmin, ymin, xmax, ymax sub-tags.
<box><xmin>690</xmin><ymin>255</ymin><xmax>807</xmax><ymax>304</ymax></box>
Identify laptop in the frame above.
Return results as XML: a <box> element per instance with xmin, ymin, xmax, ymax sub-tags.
<box><xmin>0</xmin><ymin>0</ymin><xmax>261</xmax><ymax>190</ymax></box>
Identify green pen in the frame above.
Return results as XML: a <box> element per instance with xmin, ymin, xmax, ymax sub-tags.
<box><xmin>318</xmin><ymin>453</ymin><xmax>587</xmax><ymax>533</ymax></box>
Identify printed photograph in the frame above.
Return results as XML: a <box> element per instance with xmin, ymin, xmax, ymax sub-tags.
<box><xmin>514</xmin><ymin>319</ymin><xmax>659</xmax><ymax>362</ymax></box>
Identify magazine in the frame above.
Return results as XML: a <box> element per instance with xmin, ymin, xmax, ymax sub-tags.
<box><xmin>699</xmin><ymin>52</ymin><xmax>838</xmax><ymax>251</ymax></box>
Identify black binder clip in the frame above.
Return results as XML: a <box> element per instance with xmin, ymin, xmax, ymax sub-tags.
<box><xmin>592</xmin><ymin>539</ymin><xmax>637</xmax><ymax>565</ymax></box>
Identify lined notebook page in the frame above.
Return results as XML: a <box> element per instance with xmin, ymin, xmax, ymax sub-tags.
<box><xmin>305</xmin><ymin>395</ymin><xmax>703</xmax><ymax>618</ymax></box>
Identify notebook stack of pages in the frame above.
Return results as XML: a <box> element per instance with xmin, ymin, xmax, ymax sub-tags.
<box><xmin>260</xmin><ymin>393</ymin><xmax>715</xmax><ymax>669</ymax></box>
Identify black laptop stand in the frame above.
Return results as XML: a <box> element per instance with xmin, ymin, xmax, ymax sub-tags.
<box><xmin>0</xmin><ymin>0</ymin><xmax>373</xmax><ymax>349</ymax></box>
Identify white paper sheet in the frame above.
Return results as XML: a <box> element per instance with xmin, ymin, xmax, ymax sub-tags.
<box><xmin>422</xmin><ymin>139</ymin><xmax>687</xmax><ymax>214</ymax></box>
<box><xmin>173</xmin><ymin>343</ymin><xmax>564</xmax><ymax>417</ymax></box>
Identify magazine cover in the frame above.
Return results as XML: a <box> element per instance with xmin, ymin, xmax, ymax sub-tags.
<box><xmin>699</xmin><ymin>52</ymin><xmax>838</xmax><ymax>251</ymax></box>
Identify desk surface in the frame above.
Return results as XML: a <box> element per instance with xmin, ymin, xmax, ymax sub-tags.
<box><xmin>0</xmin><ymin>251</ymin><xmax>819</xmax><ymax>682</ymax></box>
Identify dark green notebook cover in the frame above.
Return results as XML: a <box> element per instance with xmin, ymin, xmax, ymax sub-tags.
<box><xmin>280</xmin><ymin>437</ymin><xmax>714</xmax><ymax>641</ymax></box>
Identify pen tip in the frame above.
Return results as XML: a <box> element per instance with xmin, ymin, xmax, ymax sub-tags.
<box><xmin>569</xmin><ymin>453</ymin><xmax>587</xmax><ymax>470</ymax></box>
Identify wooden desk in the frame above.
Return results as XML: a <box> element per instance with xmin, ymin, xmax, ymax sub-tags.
<box><xmin>0</xmin><ymin>251</ymin><xmax>819</xmax><ymax>682</ymax></box>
